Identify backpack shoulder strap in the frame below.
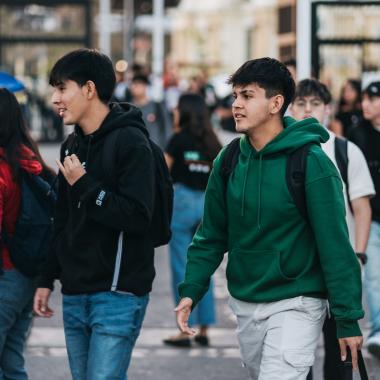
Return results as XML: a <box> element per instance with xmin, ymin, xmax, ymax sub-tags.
<box><xmin>334</xmin><ymin>136</ymin><xmax>348</xmax><ymax>185</ymax></box>
<box><xmin>154</xmin><ymin>101</ymin><xmax>166</xmax><ymax>135</ymax></box>
<box><xmin>286</xmin><ymin>142</ymin><xmax>315</xmax><ymax>223</ymax></box>
<box><xmin>220</xmin><ymin>137</ymin><xmax>241</xmax><ymax>189</ymax></box>
<box><xmin>102</xmin><ymin>129</ymin><xmax>123</xmax><ymax>188</ymax></box>
<box><xmin>334</xmin><ymin>136</ymin><xmax>352</xmax><ymax>213</ymax></box>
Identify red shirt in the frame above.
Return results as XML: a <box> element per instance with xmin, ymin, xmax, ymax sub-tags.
<box><xmin>0</xmin><ymin>145</ymin><xmax>42</xmax><ymax>269</ymax></box>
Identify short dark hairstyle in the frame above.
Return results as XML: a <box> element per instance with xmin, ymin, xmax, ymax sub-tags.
<box><xmin>49</xmin><ymin>48</ymin><xmax>116</xmax><ymax>104</ymax></box>
<box><xmin>294</xmin><ymin>79</ymin><xmax>332</xmax><ymax>105</ymax></box>
<box><xmin>363</xmin><ymin>81</ymin><xmax>380</xmax><ymax>99</ymax></box>
<box><xmin>228</xmin><ymin>57</ymin><xmax>295</xmax><ymax>115</ymax></box>
<box><xmin>283</xmin><ymin>58</ymin><xmax>297</xmax><ymax>68</ymax></box>
<box><xmin>131</xmin><ymin>74</ymin><xmax>150</xmax><ymax>85</ymax></box>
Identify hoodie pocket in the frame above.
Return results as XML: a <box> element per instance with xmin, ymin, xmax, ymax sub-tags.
<box><xmin>226</xmin><ymin>249</ymin><xmax>295</xmax><ymax>292</ymax></box>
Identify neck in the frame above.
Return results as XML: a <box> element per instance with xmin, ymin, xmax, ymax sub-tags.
<box><xmin>133</xmin><ymin>95</ymin><xmax>148</xmax><ymax>106</ymax></box>
<box><xmin>79</xmin><ymin>101</ymin><xmax>110</xmax><ymax>135</ymax></box>
<box><xmin>247</xmin><ymin>116</ymin><xmax>284</xmax><ymax>151</ymax></box>
<box><xmin>370</xmin><ymin>115</ymin><xmax>380</xmax><ymax>129</ymax></box>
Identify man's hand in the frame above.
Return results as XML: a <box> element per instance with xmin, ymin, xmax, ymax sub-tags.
<box><xmin>56</xmin><ymin>154</ymin><xmax>86</xmax><ymax>186</ymax></box>
<box><xmin>174</xmin><ymin>297</ymin><xmax>196</xmax><ymax>336</ymax></box>
<box><xmin>33</xmin><ymin>288</ymin><xmax>54</xmax><ymax>318</ymax></box>
<box><xmin>338</xmin><ymin>336</ymin><xmax>363</xmax><ymax>370</ymax></box>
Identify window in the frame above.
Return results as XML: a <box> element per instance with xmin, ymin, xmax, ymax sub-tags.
<box><xmin>278</xmin><ymin>5</ymin><xmax>295</xmax><ymax>35</ymax></box>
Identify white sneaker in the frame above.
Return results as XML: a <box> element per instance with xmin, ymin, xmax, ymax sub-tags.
<box><xmin>367</xmin><ymin>334</ymin><xmax>380</xmax><ymax>360</ymax></box>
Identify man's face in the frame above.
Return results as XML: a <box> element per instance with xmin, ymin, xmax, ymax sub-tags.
<box><xmin>130</xmin><ymin>80</ymin><xmax>147</xmax><ymax>99</ymax></box>
<box><xmin>51</xmin><ymin>79</ymin><xmax>89</xmax><ymax>125</ymax></box>
<box><xmin>362</xmin><ymin>94</ymin><xmax>380</xmax><ymax>123</ymax></box>
<box><xmin>232</xmin><ymin>83</ymin><xmax>278</xmax><ymax>133</ymax></box>
<box><xmin>290</xmin><ymin>95</ymin><xmax>329</xmax><ymax>124</ymax></box>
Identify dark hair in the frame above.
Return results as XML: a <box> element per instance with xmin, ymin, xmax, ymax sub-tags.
<box><xmin>0</xmin><ymin>88</ymin><xmax>54</xmax><ymax>181</ymax></box>
<box><xmin>338</xmin><ymin>79</ymin><xmax>362</xmax><ymax>112</ymax></box>
<box><xmin>131</xmin><ymin>74</ymin><xmax>150</xmax><ymax>85</ymax></box>
<box><xmin>363</xmin><ymin>81</ymin><xmax>380</xmax><ymax>99</ymax></box>
<box><xmin>283</xmin><ymin>58</ymin><xmax>297</xmax><ymax>69</ymax></box>
<box><xmin>294</xmin><ymin>78</ymin><xmax>332</xmax><ymax>104</ymax></box>
<box><xmin>49</xmin><ymin>48</ymin><xmax>116</xmax><ymax>104</ymax></box>
<box><xmin>227</xmin><ymin>57</ymin><xmax>295</xmax><ymax>115</ymax></box>
<box><xmin>178</xmin><ymin>93</ymin><xmax>222</xmax><ymax>161</ymax></box>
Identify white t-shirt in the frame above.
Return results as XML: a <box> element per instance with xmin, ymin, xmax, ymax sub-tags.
<box><xmin>322</xmin><ymin>130</ymin><xmax>376</xmax><ymax>247</ymax></box>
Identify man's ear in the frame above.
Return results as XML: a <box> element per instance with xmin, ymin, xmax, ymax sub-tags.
<box><xmin>84</xmin><ymin>80</ymin><xmax>97</xmax><ymax>100</ymax></box>
<box><xmin>270</xmin><ymin>94</ymin><xmax>285</xmax><ymax>115</ymax></box>
<box><xmin>325</xmin><ymin>104</ymin><xmax>332</xmax><ymax>118</ymax></box>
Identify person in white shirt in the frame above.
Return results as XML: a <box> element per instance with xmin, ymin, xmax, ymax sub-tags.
<box><xmin>290</xmin><ymin>78</ymin><xmax>375</xmax><ymax>380</ymax></box>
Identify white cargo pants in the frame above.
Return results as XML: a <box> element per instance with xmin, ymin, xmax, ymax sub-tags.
<box><xmin>229</xmin><ymin>296</ymin><xmax>326</xmax><ymax>380</ymax></box>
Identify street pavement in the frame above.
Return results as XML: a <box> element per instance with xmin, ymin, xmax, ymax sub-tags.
<box><xmin>25</xmin><ymin>143</ymin><xmax>380</xmax><ymax>380</ymax></box>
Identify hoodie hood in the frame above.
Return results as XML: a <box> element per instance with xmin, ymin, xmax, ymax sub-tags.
<box><xmin>74</xmin><ymin>102</ymin><xmax>148</xmax><ymax>142</ymax></box>
<box><xmin>70</xmin><ymin>102</ymin><xmax>148</xmax><ymax>170</ymax></box>
<box><xmin>240</xmin><ymin>116</ymin><xmax>329</xmax><ymax>158</ymax></box>
<box><xmin>235</xmin><ymin>116</ymin><xmax>330</xmax><ymax>224</ymax></box>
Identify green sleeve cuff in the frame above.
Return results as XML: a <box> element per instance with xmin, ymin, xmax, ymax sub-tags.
<box><xmin>336</xmin><ymin>320</ymin><xmax>362</xmax><ymax>339</ymax></box>
<box><xmin>178</xmin><ymin>282</ymin><xmax>208</xmax><ymax>309</ymax></box>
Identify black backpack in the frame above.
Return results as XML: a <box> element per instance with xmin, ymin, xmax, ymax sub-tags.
<box><xmin>220</xmin><ymin>137</ymin><xmax>349</xmax><ymax>222</ymax></box>
<box><xmin>1</xmin><ymin>171</ymin><xmax>57</xmax><ymax>277</ymax></box>
<box><xmin>102</xmin><ymin>128</ymin><xmax>173</xmax><ymax>248</ymax></box>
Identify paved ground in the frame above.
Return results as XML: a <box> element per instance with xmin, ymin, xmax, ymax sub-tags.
<box><xmin>24</xmin><ymin>143</ymin><xmax>380</xmax><ymax>380</ymax></box>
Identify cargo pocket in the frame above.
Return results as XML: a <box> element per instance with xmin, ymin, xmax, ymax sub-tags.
<box><xmin>283</xmin><ymin>350</ymin><xmax>315</xmax><ymax>373</ymax></box>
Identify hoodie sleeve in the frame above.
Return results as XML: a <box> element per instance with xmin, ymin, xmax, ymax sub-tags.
<box><xmin>305</xmin><ymin>145</ymin><xmax>364</xmax><ymax>339</ymax></box>
<box><xmin>178</xmin><ymin>150</ymin><xmax>228</xmax><ymax>307</ymax></box>
<box><xmin>37</xmin><ymin>146</ymin><xmax>68</xmax><ymax>289</ymax></box>
<box><xmin>70</xmin><ymin>128</ymin><xmax>154</xmax><ymax>235</ymax></box>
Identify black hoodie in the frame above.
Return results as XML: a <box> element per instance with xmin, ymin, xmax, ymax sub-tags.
<box><xmin>349</xmin><ymin>120</ymin><xmax>380</xmax><ymax>222</ymax></box>
<box><xmin>38</xmin><ymin>103</ymin><xmax>155</xmax><ymax>295</ymax></box>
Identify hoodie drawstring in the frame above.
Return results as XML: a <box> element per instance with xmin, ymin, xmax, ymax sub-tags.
<box><xmin>84</xmin><ymin>135</ymin><xmax>93</xmax><ymax>170</ymax></box>
<box><xmin>257</xmin><ymin>153</ymin><xmax>263</xmax><ymax>230</ymax></box>
<box><xmin>240</xmin><ymin>150</ymin><xmax>252</xmax><ymax>217</ymax></box>
<box><xmin>240</xmin><ymin>151</ymin><xmax>263</xmax><ymax>230</ymax></box>
<box><xmin>77</xmin><ymin>135</ymin><xmax>93</xmax><ymax>209</ymax></box>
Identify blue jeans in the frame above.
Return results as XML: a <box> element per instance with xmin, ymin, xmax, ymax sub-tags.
<box><xmin>169</xmin><ymin>184</ymin><xmax>216</xmax><ymax>327</ymax></box>
<box><xmin>62</xmin><ymin>291</ymin><xmax>149</xmax><ymax>380</ymax></box>
<box><xmin>0</xmin><ymin>269</ymin><xmax>35</xmax><ymax>380</ymax></box>
<box><xmin>365</xmin><ymin>221</ymin><xmax>380</xmax><ymax>337</ymax></box>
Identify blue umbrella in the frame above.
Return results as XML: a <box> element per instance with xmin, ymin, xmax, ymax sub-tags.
<box><xmin>0</xmin><ymin>71</ymin><xmax>25</xmax><ymax>92</ymax></box>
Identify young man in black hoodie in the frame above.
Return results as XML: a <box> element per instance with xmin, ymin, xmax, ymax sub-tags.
<box><xmin>33</xmin><ymin>49</ymin><xmax>155</xmax><ymax>380</ymax></box>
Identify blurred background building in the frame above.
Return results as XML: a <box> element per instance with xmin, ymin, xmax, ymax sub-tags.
<box><xmin>0</xmin><ymin>0</ymin><xmax>379</xmax><ymax>140</ymax></box>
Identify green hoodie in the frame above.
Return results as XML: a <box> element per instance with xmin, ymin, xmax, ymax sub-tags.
<box><xmin>179</xmin><ymin>116</ymin><xmax>364</xmax><ymax>338</ymax></box>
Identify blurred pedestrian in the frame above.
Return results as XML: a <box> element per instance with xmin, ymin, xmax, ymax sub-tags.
<box><xmin>175</xmin><ymin>58</ymin><xmax>363</xmax><ymax>379</ymax></box>
<box><xmin>163</xmin><ymin>93</ymin><xmax>221</xmax><ymax>347</ymax></box>
<box><xmin>130</xmin><ymin>74</ymin><xmax>172</xmax><ymax>150</ymax></box>
<box><xmin>0</xmin><ymin>88</ymin><xmax>54</xmax><ymax>379</ymax></box>
<box><xmin>291</xmin><ymin>78</ymin><xmax>374</xmax><ymax>380</ymax></box>
<box><xmin>330</xmin><ymin>79</ymin><xmax>363</xmax><ymax>137</ymax></box>
<box><xmin>349</xmin><ymin>81</ymin><xmax>380</xmax><ymax>360</ymax></box>
<box><xmin>283</xmin><ymin>58</ymin><xmax>297</xmax><ymax>82</ymax></box>
<box><xmin>33</xmin><ymin>49</ymin><xmax>155</xmax><ymax>380</ymax></box>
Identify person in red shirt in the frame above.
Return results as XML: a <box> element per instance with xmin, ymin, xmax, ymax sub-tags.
<box><xmin>0</xmin><ymin>88</ymin><xmax>53</xmax><ymax>380</ymax></box>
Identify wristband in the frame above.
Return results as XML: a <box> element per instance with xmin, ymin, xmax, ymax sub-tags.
<box><xmin>356</xmin><ymin>252</ymin><xmax>368</xmax><ymax>265</ymax></box>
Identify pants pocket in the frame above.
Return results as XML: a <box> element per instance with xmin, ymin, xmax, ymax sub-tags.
<box><xmin>299</xmin><ymin>297</ymin><xmax>327</xmax><ymax>322</ymax></box>
<box><xmin>283</xmin><ymin>350</ymin><xmax>315</xmax><ymax>372</ymax></box>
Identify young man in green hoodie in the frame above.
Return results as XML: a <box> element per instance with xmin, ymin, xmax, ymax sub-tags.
<box><xmin>175</xmin><ymin>58</ymin><xmax>364</xmax><ymax>379</ymax></box>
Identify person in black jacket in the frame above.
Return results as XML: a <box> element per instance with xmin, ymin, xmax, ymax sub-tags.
<box><xmin>33</xmin><ymin>49</ymin><xmax>155</xmax><ymax>380</ymax></box>
<box><xmin>349</xmin><ymin>81</ymin><xmax>380</xmax><ymax>361</ymax></box>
